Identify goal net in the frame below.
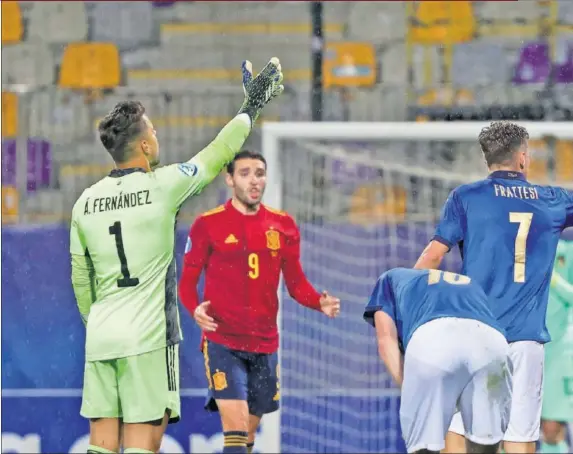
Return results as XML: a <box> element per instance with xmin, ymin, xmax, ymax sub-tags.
<box><xmin>262</xmin><ymin>122</ymin><xmax>573</xmax><ymax>454</ymax></box>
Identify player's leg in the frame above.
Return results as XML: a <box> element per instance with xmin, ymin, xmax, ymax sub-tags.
<box><xmin>203</xmin><ymin>340</ymin><xmax>250</xmax><ymax>453</ymax></box>
<box><xmin>503</xmin><ymin>341</ymin><xmax>544</xmax><ymax>454</ymax></box>
<box><xmin>539</xmin><ymin>345</ymin><xmax>573</xmax><ymax>454</ymax></box>
<box><xmin>540</xmin><ymin>421</ymin><xmax>568</xmax><ymax>454</ymax></box>
<box><xmin>119</xmin><ymin>344</ymin><xmax>181</xmax><ymax>453</ymax></box>
<box><xmin>458</xmin><ymin>324</ymin><xmax>512</xmax><ymax>454</ymax></box>
<box><xmin>247</xmin><ymin>415</ymin><xmax>261</xmax><ymax>454</ymax></box>
<box><xmin>443</xmin><ymin>414</ymin><xmax>467</xmax><ymax>454</ymax></box>
<box><xmin>400</xmin><ymin>319</ymin><xmax>467</xmax><ymax>454</ymax></box>
<box><xmin>245</xmin><ymin>353</ymin><xmax>280</xmax><ymax>453</ymax></box>
<box><xmin>81</xmin><ymin>360</ymin><xmax>122</xmax><ymax>453</ymax></box>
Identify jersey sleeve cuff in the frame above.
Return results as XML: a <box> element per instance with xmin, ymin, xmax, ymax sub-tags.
<box><xmin>432</xmin><ymin>235</ymin><xmax>454</xmax><ymax>251</ymax></box>
<box><xmin>363</xmin><ymin>305</ymin><xmax>392</xmax><ymax>327</ymax></box>
<box><xmin>235</xmin><ymin>113</ymin><xmax>252</xmax><ymax>129</ymax></box>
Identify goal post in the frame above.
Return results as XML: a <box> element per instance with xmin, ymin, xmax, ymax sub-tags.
<box><xmin>260</xmin><ymin>121</ymin><xmax>573</xmax><ymax>454</ymax></box>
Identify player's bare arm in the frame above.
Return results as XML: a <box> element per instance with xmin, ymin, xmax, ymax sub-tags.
<box><xmin>373</xmin><ymin>311</ymin><xmax>403</xmax><ymax>387</ymax></box>
<box><xmin>414</xmin><ymin>240</ymin><xmax>449</xmax><ymax>270</ymax></box>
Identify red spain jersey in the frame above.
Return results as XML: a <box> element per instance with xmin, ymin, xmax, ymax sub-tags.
<box><xmin>179</xmin><ymin>199</ymin><xmax>321</xmax><ymax>353</ymax></box>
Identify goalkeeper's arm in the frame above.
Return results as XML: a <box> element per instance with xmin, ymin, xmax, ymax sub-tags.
<box><xmin>71</xmin><ymin>251</ymin><xmax>96</xmax><ymax>325</ymax></box>
<box><xmin>69</xmin><ymin>205</ymin><xmax>95</xmax><ymax>325</ymax></box>
<box><xmin>157</xmin><ymin>57</ymin><xmax>284</xmax><ymax>210</ymax></box>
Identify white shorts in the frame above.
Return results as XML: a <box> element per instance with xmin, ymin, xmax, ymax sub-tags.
<box><xmin>448</xmin><ymin>340</ymin><xmax>544</xmax><ymax>443</ymax></box>
<box><xmin>400</xmin><ymin>317</ymin><xmax>512</xmax><ymax>453</ymax></box>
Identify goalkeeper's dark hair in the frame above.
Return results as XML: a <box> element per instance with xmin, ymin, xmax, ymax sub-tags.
<box><xmin>98</xmin><ymin>101</ymin><xmax>147</xmax><ymax>163</ymax></box>
<box><xmin>226</xmin><ymin>150</ymin><xmax>267</xmax><ymax>175</ymax></box>
<box><xmin>478</xmin><ymin>121</ymin><xmax>530</xmax><ymax>168</ymax></box>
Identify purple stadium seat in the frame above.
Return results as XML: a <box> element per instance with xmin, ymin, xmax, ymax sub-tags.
<box><xmin>513</xmin><ymin>42</ymin><xmax>551</xmax><ymax>85</ymax></box>
<box><xmin>1</xmin><ymin>138</ymin><xmax>52</xmax><ymax>192</ymax></box>
<box><xmin>554</xmin><ymin>42</ymin><xmax>573</xmax><ymax>84</ymax></box>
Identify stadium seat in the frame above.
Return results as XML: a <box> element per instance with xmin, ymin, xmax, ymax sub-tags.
<box><xmin>59</xmin><ymin>43</ymin><xmax>121</xmax><ymax>89</ymax></box>
<box><xmin>409</xmin><ymin>1</ymin><xmax>475</xmax><ymax>45</ymax></box>
<box><xmin>451</xmin><ymin>41</ymin><xmax>508</xmax><ymax>87</ymax></box>
<box><xmin>323</xmin><ymin>42</ymin><xmax>376</xmax><ymax>89</ymax></box>
<box><xmin>349</xmin><ymin>184</ymin><xmax>407</xmax><ymax>224</ymax></box>
<box><xmin>1</xmin><ymin>42</ymin><xmax>55</xmax><ymax>87</ymax></box>
<box><xmin>347</xmin><ymin>2</ymin><xmax>406</xmax><ymax>44</ymax></box>
<box><xmin>1</xmin><ymin>1</ymin><xmax>22</xmax><ymax>44</ymax></box>
<box><xmin>160</xmin><ymin>21</ymin><xmax>344</xmax><ymax>46</ymax></box>
<box><xmin>59</xmin><ymin>164</ymin><xmax>114</xmax><ymax>198</ymax></box>
<box><xmin>2</xmin><ymin>92</ymin><xmax>18</xmax><ymax>138</ymax></box>
<box><xmin>27</xmin><ymin>90</ymin><xmax>91</xmax><ymax>146</ymax></box>
<box><xmin>513</xmin><ymin>42</ymin><xmax>551</xmax><ymax>85</ymax></box>
<box><xmin>556</xmin><ymin>141</ymin><xmax>573</xmax><ymax>182</ymax></box>
<box><xmin>2</xmin><ymin>186</ymin><xmax>19</xmax><ymax>223</ymax></box>
<box><xmin>27</xmin><ymin>2</ymin><xmax>87</xmax><ymax>43</ymax></box>
<box><xmin>92</xmin><ymin>2</ymin><xmax>153</xmax><ymax>50</ymax></box>
<box><xmin>528</xmin><ymin>140</ymin><xmax>549</xmax><ymax>182</ymax></box>
<box><xmin>476</xmin><ymin>1</ymin><xmax>540</xmax><ymax>23</ymax></box>
<box><xmin>417</xmin><ymin>88</ymin><xmax>474</xmax><ymax>109</ymax></box>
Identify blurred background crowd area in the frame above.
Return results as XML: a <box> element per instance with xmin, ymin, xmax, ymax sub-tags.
<box><xmin>2</xmin><ymin>0</ymin><xmax>573</xmax><ymax>225</ymax></box>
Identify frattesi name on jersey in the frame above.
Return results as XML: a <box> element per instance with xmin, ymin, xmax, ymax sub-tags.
<box><xmin>84</xmin><ymin>190</ymin><xmax>152</xmax><ymax>215</ymax></box>
<box><xmin>494</xmin><ymin>185</ymin><xmax>539</xmax><ymax>200</ymax></box>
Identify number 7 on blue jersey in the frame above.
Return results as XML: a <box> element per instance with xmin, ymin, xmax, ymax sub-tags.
<box><xmin>509</xmin><ymin>212</ymin><xmax>533</xmax><ymax>283</ymax></box>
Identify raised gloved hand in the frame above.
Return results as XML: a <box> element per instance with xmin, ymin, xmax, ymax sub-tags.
<box><xmin>238</xmin><ymin>57</ymin><xmax>284</xmax><ymax>125</ymax></box>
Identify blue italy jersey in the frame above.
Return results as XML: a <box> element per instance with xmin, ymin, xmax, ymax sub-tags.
<box><xmin>434</xmin><ymin>170</ymin><xmax>573</xmax><ymax>343</ymax></box>
<box><xmin>363</xmin><ymin>268</ymin><xmax>503</xmax><ymax>351</ymax></box>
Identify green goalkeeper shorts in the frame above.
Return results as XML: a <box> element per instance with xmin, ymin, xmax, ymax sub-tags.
<box><xmin>80</xmin><ymin>344</ymin><xmax>180</xmax><ymax>424</ymax></box>
<box><xmin>542</xmin><ymin>342</ymin><xmax>573</xmax><ymax>422</ymax></box>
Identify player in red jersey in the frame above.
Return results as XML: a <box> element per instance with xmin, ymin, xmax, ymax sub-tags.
<box><xmin>179</xmin><ymin>150</ymin><xmax>340</xmax><ymax>454</ymax></box>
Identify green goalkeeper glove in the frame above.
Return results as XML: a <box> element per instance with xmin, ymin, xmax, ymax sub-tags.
<box><xmin>238</xmin><ymin>57</ymin><xmax>284</xmax><ymax>125</ymax></box>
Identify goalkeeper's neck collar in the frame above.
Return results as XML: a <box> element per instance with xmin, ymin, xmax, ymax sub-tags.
<box><xmin>109</xmin><ymin>167</ymin><xmax>147</xmax><ymax>178</ymax></box>
<box><xmin>488</xmin><ymin>170</ymin><xmax>527</xmax><ymax>182</ymax></box>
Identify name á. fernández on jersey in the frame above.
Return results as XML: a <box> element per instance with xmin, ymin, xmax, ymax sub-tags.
<box><xmin>84</xmin><ymin>190</ymin><xmax>152</xmax><ymax>215</ymax></box>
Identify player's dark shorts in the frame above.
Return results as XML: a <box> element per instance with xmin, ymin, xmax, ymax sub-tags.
<box><xmin>202</xmin><ymin>340</ymin><xmax>279</xmax><ymax>417</ymax></box>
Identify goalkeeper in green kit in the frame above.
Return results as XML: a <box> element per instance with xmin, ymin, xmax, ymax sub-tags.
<box><xmin>540</xmin><ymin>239</ymin><xmax>573</xmax><ymax>454</ymax></box>
<box><xmin>69</xmin><ymin>58</ymin><xmax>284</xmax><ymax>454</ymax></box>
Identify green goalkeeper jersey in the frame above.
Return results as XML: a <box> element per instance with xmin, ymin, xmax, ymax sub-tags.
<box><xmin>546</xmin><ymin>240</ymin><xmax>573</xmax><ymax>344</ymax></box>
<box><xmin>70</xmin><ymin>115</ymin><xmax>250</xmax><ymax>361</ymax></box>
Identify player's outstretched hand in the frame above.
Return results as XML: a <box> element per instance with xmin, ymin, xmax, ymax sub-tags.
<box><xmin>194</xmin><ymin>301</ymin><xmax>218</xmax><ymax>332</ymax></box>
<box><xmin>319</xmin><ymin>290</ymin><xmax>341</xmax><ymax>318</ymax></box>
<box><xmin>238</xmin><ymin>57</ymin><xmax>284</xmax><ymax>124</ymax></box>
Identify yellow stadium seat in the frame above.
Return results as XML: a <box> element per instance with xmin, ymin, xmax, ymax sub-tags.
<box><xmin>417</xmin><ymin>88</ymin><xmax>474</xmax><ymax>106</ymax></box>
<box><xmin>323</xmin><ymin>42</ymin><xmax>376</xmax><ymax>89</ymax></box>
<box><xmin>1</xmin><ymin>1</ymin><xmax>22</xmax><ymax>44</ymax></box>
<box><xmin>59</xmin><ymin>43</ymin><xmax>121</xmax><ymax>89</ymax></box>
<box><xmin>2</xmin><ymin>92</ymin><xmax>18</xmax><ymax>137</ymax></box>
<box><xmin>2</xmin><ymin>186</ymin><xmax>19</xmax><ymax>223</ymax></box>
<box><xmin>409</xmin><ymin>1</ymin><xmax>475</xmax><ymax>45</ymax></box>
<box><xmin>556</xmin><ymin>141</ymin><xmax>573</xmax><ymax>182</ymax></box>
<box><xmin>528</xmin><ymin>140</ymin><xmax>549</xmax><ymax>182</ymax></box>
<box><xmin>349</xmin><ymin>184</ymin><xmax>407</xmax><ymax>225</ymax></box>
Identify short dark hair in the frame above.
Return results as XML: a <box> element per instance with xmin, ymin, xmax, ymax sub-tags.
<box><xmin>226</xmin><ymin>150</ymin><xmax>267</xmax><ymax>175</ymax></box>
<box><xmin>478</xmin><ymin>121</ymin><xmax>530</xmax><ymax>167</ymax></box>
<box><xmin>98</xmin><ymin>101</ymin><xmax>146</xmax><ymax>163</ymax></box>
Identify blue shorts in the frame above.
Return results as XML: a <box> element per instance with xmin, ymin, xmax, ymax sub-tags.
<box><xmin>203</xmin><ymin>340</ymin><xmax>280</xmax><ymax>417</ymax></box>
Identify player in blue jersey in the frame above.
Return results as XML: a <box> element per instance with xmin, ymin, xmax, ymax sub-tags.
<box><xmin>364</xmin><ymin>268</ymin><xmax>511</xmax><ymax>454</ymax></box>
<box><xmin>414</xmin><ymin>121</ymin><xmax>573</xmax><ymax>453</ymax></box>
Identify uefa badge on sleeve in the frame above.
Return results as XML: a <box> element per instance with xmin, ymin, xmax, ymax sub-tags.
<box><xmin>185</xmin><ymin>237</ymin><xmax>192</xmax><ymax>253</ymax></box>
<box><xmin>178</xmin><ymin>163</ymin><xmax>198</xmax><ymax>177</ymax></box>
